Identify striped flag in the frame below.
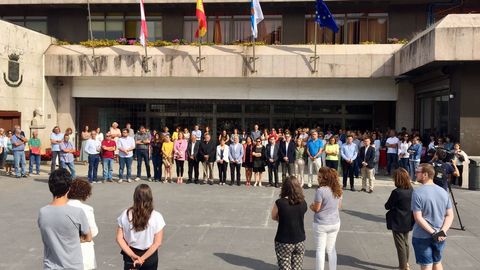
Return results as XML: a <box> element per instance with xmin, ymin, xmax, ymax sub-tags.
<box><xmin>251</xmin><ymin>0</ymin><xmax>264</xmax><ymax>39</ymax></box>
<box><xmin>195</xmin><ymin>0</ymin><xmax>207</xmax><ymax>38</ymax></box>
<box><xmin>139</xmin><ymin>0</ymin><xmax>148</xmax><ymax>47</ymax></box>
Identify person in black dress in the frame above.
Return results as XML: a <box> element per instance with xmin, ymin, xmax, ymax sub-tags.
<box><xmin>271</xmin><ymin>176</ymin><xmax>307</xmax><ymax>270</ymax></box>
<box><xmin>151</xmin><ymin>133</ymin><xmax>163</xmax><ymax>182</ymax></box>
<box><xmin>242</xmin><ymin>137</ymin><xmax>254</xmax><ymax>186</ymax></box>
<box><xmin>252</xmin><ymin>138</ymin><xmax>266</xmax><ymax>187</ymax></box>
<box><xmin>385</xmin><ymin>168</ymin><xmax>414</xmax><ymax>270</ymax></box>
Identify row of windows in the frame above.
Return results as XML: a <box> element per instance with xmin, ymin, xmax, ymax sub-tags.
<box><xmin>1</xmin><ymin>13</ymin><xmax>388</xmax><ymax>44</ymax></box>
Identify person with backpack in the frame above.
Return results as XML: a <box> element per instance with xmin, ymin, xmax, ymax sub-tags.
<box><xmin>430</xmin><ymin>149</ymin><xmax>459</xmax><ymax>191</ymax></box>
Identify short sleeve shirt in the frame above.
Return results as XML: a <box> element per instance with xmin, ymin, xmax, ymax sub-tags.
<box><xmin>117</xmin><ymin>209</ymin><xmax>166</xmax><ymax>250</ymax></box>
<box><xmin>307</xmin><ymin>139</ymin><xmax>323</xmax><ymax>156</ymax></box>
<box><xmin>11</xmin><ymin>135</ymin><xmax>25</xmax><ymax>151</ymax></box>
<box><xmin>386</xmin><ymin>137</ymin><xmax>399</xmax><ymax>154</ymax></box>
<box><xmin>135</xmin><ymin>133</ymin><xmax>150</xmax><ymax>150</ymax></box>
<box><xmin>314</xmin><ymin>187</ymin><xmax>341</xmax><ymax>225</ymax></box>
<box><xmin>38</xmin><ymin>205</ymin><xmax>90</xmax><ymax>270</ymax></box>
<box><xmin>117</xmin><ymin>137</ymin><xmax>135</xmax><ymax>158</ymax></box>
<box><xmin>412</xmin><ymin>184</ymin><xmax>452</xmax><ymax>238</ymax></box>
<box><xmin>50</xmin><ymin>133</ymin><xmax>64</xmax><ymax>152</ymax></box>
<box><xmin>101</xmin><ymin>140</ymin><xmax>116</xmax><ymax>159</ymax></box>
<box><xmin>59</xmin><ymin>141</ymin><xmax>75</xmax><ymax>163</ymax></box>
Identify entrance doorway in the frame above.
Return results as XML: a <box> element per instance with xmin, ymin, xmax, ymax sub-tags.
<box><xmin>0</xmin><ymin>111</ymin><xmax>21</xmax><ymax>131</ymax></box>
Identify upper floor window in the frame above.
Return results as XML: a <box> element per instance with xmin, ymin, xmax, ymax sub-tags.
<box><xmin>89</xmin><ymin>13</ymin><xmax>162</xmax><ymax>41</ymax></box>
<box><xmin>2</xmin><ymin>16</ymin><xmax>48</xmax><ymax>34</ymax></box>
<box><xmin>184</xmin><ymin>15</ymin><xmax>282</xmax><ymax>44</ymax></box>
<box><xmin>306</xmin><ymin>13</ymin><xmax>388</xmax><ymax>44</ymax></box>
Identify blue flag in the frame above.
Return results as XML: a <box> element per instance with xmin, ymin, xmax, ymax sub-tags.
<box><xmin>315</xmin><ymin>0</ymin><xmax>339</xmax><ymax>33</ymax></box>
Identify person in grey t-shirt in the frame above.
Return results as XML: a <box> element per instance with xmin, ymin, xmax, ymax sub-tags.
<box><xmin>38</xmin><ymin>169</ymin><xmax>92</xmax><ymax>270</ymax></box>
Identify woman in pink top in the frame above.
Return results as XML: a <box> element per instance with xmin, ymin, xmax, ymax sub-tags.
<box><xmin>173</xmin><ymin>132</ymin><xmax>188</xmax><ymax>184</ymax></box>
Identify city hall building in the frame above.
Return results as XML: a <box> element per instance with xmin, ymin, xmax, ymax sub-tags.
<box><xmin>1</xmin><ymin>0</ymin><xmax>480</xmax><ymax>154</ymax></box>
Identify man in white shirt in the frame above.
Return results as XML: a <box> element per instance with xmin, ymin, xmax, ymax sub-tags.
<box><xmin>117</xmin><ymin>128</ymin><xmax>136</xmax><ymax>183</ymax></box>
<box><xmin>192</xmin><ymin>125</ymin><xmax>202</xmax><ymax>142</ymax></box>
<box><xmin>385</xmin><ymin>129</ymin><xmax>400</xmax><ymax>176</ymax></box>
<box><xmin>85</xmin><ymin>131</ymin><xmax>101</xmax><ymax>183</ymax></box>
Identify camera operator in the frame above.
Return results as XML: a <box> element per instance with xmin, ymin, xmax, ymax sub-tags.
<box><xmin>430</xmin><ymin>148</ymin><xmax>459</xmax><ymax>191</ymax></box>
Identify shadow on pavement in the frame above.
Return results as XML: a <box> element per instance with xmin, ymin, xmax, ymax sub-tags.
<box><xmin>33</xmin><ymin>178</ymin><xmax>48</xmax><ymax>183</ymax></box>
<box><xmin>342</xmin><ymin>209</ymin><xmax>386</xmax><ymax>223</ymax></box>
<box><xmin>305</xmin><ymin>250</ymin><xmax>397</xmax><ymax>270</ymax></box>
<box><xmin>214</xmin><ymin>253</ymin><xmax>277</xmax><ymax>270</ymax></box>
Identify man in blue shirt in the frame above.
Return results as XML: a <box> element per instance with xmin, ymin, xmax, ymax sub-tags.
<box><xmin>59</xmin><ymin>134</ymin><xmax>76</xmax><ymax>178</ymax></box>
<box><xmin>306</xmin><ymin>130</ymin><xmax>323</xmax><ymax>188</ymax></box>
<box><xmin>412</xmin><ymin>163</ymin><xmax>454</xmax><ymax>270</ymax></box>
<box><xmin>341</xmin><ymin>135</ymin><xmax>358</xmax><ymax>191</ymax></box>
<box><xmin>50</xmin><ymin>126</ymin><xmax>64</xmax><ymax>173</ymax></box>
<box><xmin>11</xmin><ymin>128</ymin><xmax>28</xmax><ymax>178</ymax></box>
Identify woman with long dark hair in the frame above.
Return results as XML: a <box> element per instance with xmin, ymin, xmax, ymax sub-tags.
<box><xmin>310</xmin><ymin>167</ymin><xmax>343</xmax><ymax>270</ymax></box>
<box><xmin>271</xmin><ymin>176</ymin><xmax>307</xmax><ymax>270</ymax></box>
<box><xmin>151</xmin><ymin>133</ymin><xmax>163</xmax><ymax>182</ymax></box>
<box><xmin>242</xmin><ymin>136</ymin><xmax>254</xmax><ymax>186</ymax></box>
<box><xmin>385</xmin><ymin>168</ymin><xmax>413</xmax><ymax>270</ymax></box>
<box><xmin>116</xmin><ymin>184</ymin><xmax>165</xmax><ymax>270</ymax></box>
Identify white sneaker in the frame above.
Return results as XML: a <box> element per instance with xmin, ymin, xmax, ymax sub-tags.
<box><xmin>118</xmin><ymin>179</ymin><xmax>123</xmax><ymax>183</ymax></box>
<box><xmin>147</xmin><ymin>178</ymin><xmax>152</xmax><ymax>182</ymax></box>
<box><xmin>127</xmin><ymin>179</ymin><xmax>132</xmax><ymax>183</ymax></box>
<box><xmin>307</xmin><ymin>182</ymin><xmax>312</xmax><ymax>188</ymax></box>
<box><xmin>134</xmin><ymin>177</ymin><xmax>140</xmax><ymax>182</ymax></box>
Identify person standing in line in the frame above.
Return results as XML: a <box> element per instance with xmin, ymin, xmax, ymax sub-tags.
<box><xmin>101</xmin><ymin>132</ymin><xmax>116</xmax><ymax>183</ymax></box>
<box><xmin>161</xmin><ymin>127</ymin><xmax>170</xmax><ymax>138</ymax></box>
<box><xmin>3</xmin><ymin>130</ymin><xmax>14</xmax><ymax>175</ymax></box>
<box><xmin>117</xmin><ymin>128</ymin><xmax>135</xmax><ymax>183</ymax></box>
<box><xmin>271</xmin><ymin>176</ymin><xmax>307</xmax><ymax>270</ymax></box>
<box><xmin>306</xmin><ymin>131</ymin><xmax>324</xmax><ymax>188</ymax></box>
<box><xmin>386</xmin><ymin>130</ymin><xmax>400</xmax><ymax>176</ymax></box>
<box><xmin>399</xmin><ymin>134</ymin><xmax>411</xmax><ymax>171</ymax></box>
<box><xmin>252</xmin><ymin>138</ymin><xmax>266</xmax><ymax>187</ymax></box>
<box><xmin>85</xmin><ymin>130</ymin><xmax>101</xmax><ymax>183</ymax></box>
<box><xmin>279</xmin><ymin>133</ymin><xmax>295</xmax><ymax>182</ymax></box>
<box><xmin>135</xmin><ymin>126</ymin><xmax>152</xmax><ymax>181</ymax></box>
<box><xmin>218</xmin><ymin>130</ymin><xmax>229</xmax><ymax>146</ymax></box>
<box><xmin>340</xmin><ymin>135</ymin><xmax>358</xmax><ymax>191</ymax></box>
<box><xmin>174</xmin><ymin>132</ymin><xmax>188</xmax><ymax>184</ymax></box>
<box><xmin>324</xmin><ymin>137</ymin><xmax>339</xmax><ymax>170</ymax></box>
<box><xmin>310</xmin><ymin>167</ymin><xmax>342</xmax><ymax>270</ymax></box>
<box><xmin>11</xmin><ymin>128</ymin><xmax>28</xmax><ymax>178</ymax></box>
<box><xmin>38</xmin><ymin>169</ymin><xmax>92</xmax><ymax>270</ymax></box>
<box><xmin>216</xmin><ymin>138</ymin><xmax>230</xmax><ymax>185</ymax></box>
<box><xmin>183</xmin><ymin>128</ymin><xmax>190</xmax><ymax>141</ymax></box>
<box><xmin>358</xmin><ymin>137</ymin><xmax>376</xmax><ymax>193</ymax></box>
<box><xmin>408</xmin><ymin>136</ymin><xmax>422</xmax><ymax>182</ymax></box>
<box><xmin>67</xmin><ymin>179</ymin><xmax>99</xmax><ymax>270</ymax></box>
<box><xmin>80</xmin><ymin>126</ymin><xmax>91</xmax><ymax>165</ymax></box>
<box><xmin>186</xmin><ymin>134</ymin><xmax>200</xmax><ymax>184</ymax></box>
<box><xmin>28</xmin><ymin>130</ymin><xmax>42</xmax><ymax>175</ymax></box>
<box><xmin>251</xmin><ymin>124</ymin><xmax>262</xmax><ymax>141</ymax></box>
<box><xmin>266</xmin><ymin>135</ymin><xmax>280</xmax><ymax>188</ymax></box>
<box><xmin>171</xmin><ymin>126</ymin><xmax>180</xmax><ymax>141</ymax></box>
<box><xmin>50</xmin><ymin>126</ymin><xmax>64</xmax><ymax>173</ymax></box>
<box><xmin>151</xmin><ymin>133</ymin><xmax>163</xmax><ymax>182</ymax></box>
<box><xmin>372</xmin><ymin>133</ymin><xmax>381</xmax><ymax>174</ymax></box>
<box><xmin>192</xmin><ymin>125</ymin><xmax>202</xmax><ymax>142</ymax></box>
<box><xmin>126</xmin><ymin>123</ymin><xmax>135</xmax><ymax>138</ymax></box>
<box><xmin>110</xmin><ymin>122</ymin><xmax>122</xmax><ymax>161</ymax></box>
<box><xmin>242</xmin><ymin>136</ymin><xmax>254</xmax><ymax>186</ymax></box>
<box><xmin>199</xmin><ymin>133</ymin><xmax>216</xmax><ymax>185</ymax></box>
<box><xmin>411</xmin><ymin>164</ymin><xmax>454</xmax><ymax>270</ymax></box>
<box><xmin>161</xmin><ymin>136</ymin><xmax>174</xmax><ymax>183</ymax></box>
<box><xmin>116</xmin><ymin>184</ymin><xmax>165</xmax><ymax>270</ymax></box>
<box><xmin>60</xmin><ymin>134</ymin><xmax>76</xmax><ymax>179</ymax></box>
<box><xmin>229</xmin><ymin>135</ymin><xmax>244</xmax><ymax>186</ymax></box>
<box><xmin>294</xmin><ymin>138</ymin><xmax>307</xmax><ymax>187</ymax></box>
<box><xmin>452</xmin><ymin>143</ymin><xmax>468</xmax><ymax>187</ymax></box>
<box><xmin>385</xmin><ymin>168</ymin><xmax>414</xmax><ymax>270</ymax></box>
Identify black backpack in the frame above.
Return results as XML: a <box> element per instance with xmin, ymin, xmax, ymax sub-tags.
<box><xmin>433</xmin><ymin>161</ymin><xmax>449</xmax><ymax>190</ymax></box>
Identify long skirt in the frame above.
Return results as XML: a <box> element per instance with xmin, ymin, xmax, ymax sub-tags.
<box><xmin>80</xmin><ymin>140</ymin><xmax>88</xmax><ymax>162</ymax></box>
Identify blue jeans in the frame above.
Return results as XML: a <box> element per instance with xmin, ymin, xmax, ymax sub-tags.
<box><xmin>399</xmin><ymin>158</ymin><xmax>409</xmax><ymax>171</ymax></box>
<box><xmin>412</xmin><ymin>237</ymin><xmax>446</xmax><ymax>266</ymax></box>
<box><xmin>13</xmin><ymin>151</ymin><xmax>26</xmax><ymax>177</ymax></box>
<box><xmin>409</xmin><ymin>160</ymin><xmax>420</xmax><ymax>181</ymax></box>
<box><xmin>136</xmin><ymin>149</ymin><xmax>151</xmax><ymax>178</ymax></box>
<box><xmin>387</xmin><ymin>153</ymin><xmax>398</xmax><ymax>174</ymax></box>
<box><xmin>103</xmin><ymin>158</ymin><xmax>114</xmax><ymax>180</ymax></box>
<box><xmin>61</xmin><ymin>161</ymin><xmax>76</xmax><ymax>178</ymax></box>
<box><xmin>88</xmin><ymin>154</ymin><xmax>100</xmax><ymax>182</ymax></box>
<box><xmin>151</xmin><ymin>154</ymin><xmax>163</xmax><ymax>180</ymax></box>
<box><xmin>119</xmin><ymin>156</ymin><xmax>133</xmax><ymax>180</ymax></box>
<box><xmin>29</xmin><ymin>152</ymin><xmax>41</xmax><ymax>174</ymax></box>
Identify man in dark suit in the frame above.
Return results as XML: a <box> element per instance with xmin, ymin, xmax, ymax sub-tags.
<box><xmin>279</xmin><ymin>132</ymin><xmax>295</xmax><ymax>181</ymax></box>
<box><xmin>198</xmin><ymin>133</ymin><xmax>216</xmax><ymax>185</ymax></box>
<box><xmin>266</xmin><ymin>136</ymin><xmax>280</xmax><ymax>187</ymax></box>
<box><xmin>187</xmin><ymin>134</ymin><xmax>200</xmax><ymax>184</ymax></box>
<box><xmin>358</xmin><ymin>136</ymin><xmax>376</xmax><ymax>193</ymax></box>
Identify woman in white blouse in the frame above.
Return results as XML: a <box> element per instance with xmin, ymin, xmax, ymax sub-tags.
<box><xmin>67</xmin><ymin>179</ymin><xmax>98</xmax><ymax>270</ymax></box>
<box><xmin>116</xmin><ymin>184</ymin><xmax>165</xmax><ymax>270</ymax></box>
<box><xmin>216</xmin><ymin>138</ymin><xmax>230</xmax><ymax>185</ymax></box>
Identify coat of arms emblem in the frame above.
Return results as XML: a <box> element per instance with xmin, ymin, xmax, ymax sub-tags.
<box><xmin>3</xmin><ymin>53</ymin><xmax>23</xmax><ymax>87</ymax></box>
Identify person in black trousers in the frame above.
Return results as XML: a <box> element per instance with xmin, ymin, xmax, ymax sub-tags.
<box><xmin>186</xmin><ymin>135</ymin><xmax>200</xmax><ymax>184</ymax></box>
<box><xmin>358</xmin><ymin>137</ymin><xmax>376</xmax><ymax>193</ymax></box>
<box><xmin>340</xmin><ymin>135</ymin><xmax>358</xmax><ymax>191</ymax></box>
<box><xmin>151</xmin><ymin>133</ymin><xmax>163</xmax><ymax>182</ymax></box>
<box><xmin>266</xmin><ymin>136</ymin><xmax>280</xmax><ymax>187</ymax></box>
<box><xmin>385</xmin><ymin>168</ymin><xmax>414</xmax><ymax>270</ymax></box>
<box><xmin>216</xmin><ymin>139</ymin><xmax>229</xmax><ymax>185</ymax></box>
<box><xmin>279</xmin><ymin>133</ymin><xmax>296</xmax><ymax>182</ymax></box>
<box><xmin>199</xmin><ymin>133</ymin><xmax>216</xmax><ymax>185</ymax></box>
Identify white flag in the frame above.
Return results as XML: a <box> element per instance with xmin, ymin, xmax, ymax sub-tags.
<box><xmin>251</xmin><ymin>0</ymin><xmax>264</xmax><ymax>39</ymax></box>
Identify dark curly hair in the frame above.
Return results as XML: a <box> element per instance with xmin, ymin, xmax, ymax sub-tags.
<box><xmin>68</xmin><ymin>178</ymin><xmax>92</xmax><ymax>201</ymax></box>
<box><xmin>317</xmin><ymin>167</ymin><xmax>343</xmax><ymax>199</ymax></box>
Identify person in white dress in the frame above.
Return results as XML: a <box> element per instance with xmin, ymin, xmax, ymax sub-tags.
<box><xmin>67</xmin><ymin>179</ymin><xmax>98</xmax><ymax>270</ymax></box>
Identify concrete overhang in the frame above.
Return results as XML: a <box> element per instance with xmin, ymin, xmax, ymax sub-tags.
<box><xmin>44</xmin><ymin>44</ymin><xmax>401</xmax><ymax>78</ymax></box>
<box><xmin>0</xmin><ymin>0</ymin><xmax>448</xmax><ymax>4</ymax></box>
<box><xmin>394</xmin><ymin>14</ymin><xmax>480</xmax><ymax>76</ymax></box>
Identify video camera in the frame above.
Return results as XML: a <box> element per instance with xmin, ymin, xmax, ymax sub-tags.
<box><xmin>428</xmin><ymin>147</ymin><xmax>455</xmax><ymax>163</ymax></box>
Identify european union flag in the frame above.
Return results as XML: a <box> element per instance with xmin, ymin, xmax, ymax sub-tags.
<box><xmin>315</xmin><ymin>0</ymin><xmax>339</xmax><ymax>33</ymax></box>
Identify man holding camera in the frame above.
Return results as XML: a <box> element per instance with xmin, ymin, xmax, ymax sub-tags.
<box><xmin>412</xmin><ymin>163</ymin><xmax>454</xmax><ymax>270</ymax></box>
<box><xmin>430</xmin><ymin>149</ymin><xmax>459</xmax><ymax>191</ymax></box>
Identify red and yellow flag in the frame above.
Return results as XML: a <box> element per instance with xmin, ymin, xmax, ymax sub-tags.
<box><xmin>195</xmin><ymin>0</ymin><xmax>207</xmax><ymax>38</ymax></box>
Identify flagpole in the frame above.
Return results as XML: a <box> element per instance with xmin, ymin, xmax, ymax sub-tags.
<box><xmin>197</xmin><ymin>36</ymin><xmax>205</xmax><ymax>73</ymax></box>
<box><xmin>143</xmin><ymin>42</ymin><xmax>150</xmax><ymax>73</ymax></box>
<box><xmin>252</xmin><ymin>36</ymin><xmax>257</xmax><ymax>73</ymax></box>
<box><xmin>86</xmin><ymin>0</ymin><xmax>97</xmax><ymax>72</ymax></box>
<box><xmin>312</xmin><ymin>22</ymin><xmax>319</xmax><ymax>73</ymax></box>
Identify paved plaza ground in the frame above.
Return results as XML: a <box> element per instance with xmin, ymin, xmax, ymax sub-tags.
<box><xmin>0</xmin><ymin>163</ymin><xmax>479</xmax><ymax>270</ymax></box>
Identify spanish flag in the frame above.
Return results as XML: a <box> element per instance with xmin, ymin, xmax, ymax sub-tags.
<box><xmin>195</xmin><ymin>0</ymin><xmax>207</xmax><ymax>38</ymax></box>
